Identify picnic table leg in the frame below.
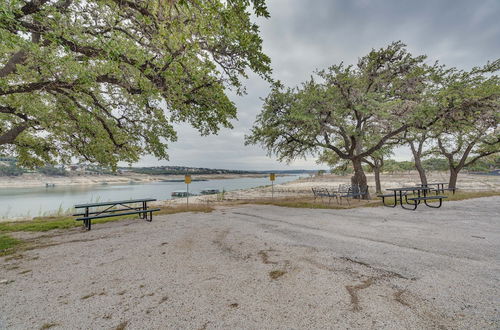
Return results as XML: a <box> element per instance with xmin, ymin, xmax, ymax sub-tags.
<box><xmin>401</xmin><ymin>191</ymin><xmax>418</xmax><ymax>210</ymax></box>
<box><xmin>425</xmin><ymin>197</ymin><xmax>443</xmax><ymax>208</ymax></box>
<box><xmin>85</xmin><ymin>207</ymin><xmax>90</xmax><ymax>231</ymax></box>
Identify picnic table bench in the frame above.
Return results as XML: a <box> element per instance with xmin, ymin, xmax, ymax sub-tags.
<box><xmin>337</xmin><ymin>184</ymin><xmax>368</xmax><ymax>205</ymax></box>
<box><xmin>312</xmin><ymin>187</ymin><xmax>337</xmax><ymax>203</ymax></box>
<box><xmin>73</xmin><ymin>198</ymin><xmax>160</xmax><ymax>230</ymax></box>
<box><xmin>312</xmin><ymin>185</ymin><xmax>368</xmax><ymax>205</ymax></box>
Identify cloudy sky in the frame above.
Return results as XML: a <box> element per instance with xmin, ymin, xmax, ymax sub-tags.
<box><xmin>137</xmin><ymin>0</ymin><xmax>500</xmax><ymax>170</ymax></box>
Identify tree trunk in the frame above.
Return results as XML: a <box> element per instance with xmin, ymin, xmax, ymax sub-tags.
<box><xmin>414</xmin><ymin>157</ymin><xmax>427</xmax><ymax>185</ymax></box>
<box><xmin>448</xmin><ymin>167</ymin><xmax>459</xmax><ymax>189</ymax></box>
<box><xmin>409</xmin><ymin>140</ymin><xmax>427</xmax><ymax>185</ymax></box>
<box><xmin>351</xmin><ymin>158</ymin><xmax>370</xmax><ymax>199</ymax></box>
<box><xmin>373</xmin><ymin>165</ymin><xmax>382</xmax><ymax>194</ymax></box>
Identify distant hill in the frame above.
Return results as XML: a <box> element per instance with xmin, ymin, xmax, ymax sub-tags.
<box><xmin>123</xmin><ymin>166</ymin><xmax>318</xmax><ymax>175</ymax></box>
<box><xmin>0</xmin><ymin>158</ymin><xmax>320</xmax><ymax>177</ymax></box>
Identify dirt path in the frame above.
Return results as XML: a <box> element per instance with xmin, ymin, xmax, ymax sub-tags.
<box><xmin>1</xmin><ymin>197</ymin><xmax>499</xmax><ymax>329</ymax></box>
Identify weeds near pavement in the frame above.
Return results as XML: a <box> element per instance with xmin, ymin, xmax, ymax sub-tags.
<box><xmin>0</xmin><ymin>234</ymin><xmax>22</xmax><ymax>255</ymax></box>
<box><xmin>239</xmin><ymin>196</ymin><xmax>381</xmax><ymax>210</ymax></box>
<box><xmin>0</xmin><ymin>205</ymin><xmax>214</xmax><ymax>256</ymax></box>
<box><xmin>269</xmin><ymin>270</ymin><xmax>286</xmax><ymax>280</ymax></box>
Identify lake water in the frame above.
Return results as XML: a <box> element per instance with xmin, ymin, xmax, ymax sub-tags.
<box><xmin>0</xmin><ymin>175</ymin><xmax>302</xmax><ymax>219</ymax></box>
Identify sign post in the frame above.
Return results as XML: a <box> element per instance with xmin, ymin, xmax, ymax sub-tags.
<box><xmin>269</xmin><ymin>173</ymin><xmax>275</xmax><ymax>200</ymax></box>
<box><xmin>185</xmin><ymin>174</ymin><xmax>191</xmax><ymax>207</ymax></box>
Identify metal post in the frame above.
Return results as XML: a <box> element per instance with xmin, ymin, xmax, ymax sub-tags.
<box><xmin>272</xmin><ymin>181</ymin><xmax>274</xmax><ymax>200</ymax></box>
<box><xmin>187</xmin><ymin>183</ymin><xmax>189</xmax><ymax>207</ymax></box>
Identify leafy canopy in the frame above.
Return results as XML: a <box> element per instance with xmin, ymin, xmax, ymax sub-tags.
<box><xmin>431</xmin><ymin>61</ymin><xmax>500</xmax><ymax>169</ymax></box>
<box><xmin>0</xmin><ymin>0</ymin><xmax>271</xmax><ymax>168</ymax></box>
<box><xmin>246</xmin><ymin>42</ymin><xmax>437</xmax><ymax>164</ymax></box>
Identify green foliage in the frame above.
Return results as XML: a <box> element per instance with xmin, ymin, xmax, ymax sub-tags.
<box><xmin>382</xmin><ymin>159</ymin><xmax>414</xmax><ymax>173</ymax></box>
<box><xmin>37</xmin><ymin>165</ymin><xmax>67</xmax><ymax>176</ymax></box>
<box><xmin>463</xmin><ymin>155</ymin><xmax>499</xmax><ymax>171</ymax></box>
<box><xmin>0</xmin><ymin>158</ymin><xmax>24</xmax><ymax>176</ymax></box>
<box><xmin>430</xmin><ymin>61</ymin><xmax>500</xmax><ymax>171</ymax></box>
<box><xmin>422</xmin><ymin>158</ymin><xmax>449</xmax><ymax>171</ymax></box>
<box><xmin>0</xmin><ymin>0</ymin><xmax>271</xmax><ymax>168</ymax></box>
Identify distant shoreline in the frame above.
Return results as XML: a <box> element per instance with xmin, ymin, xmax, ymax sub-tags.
<box><xmin>0</xmin><ymin>172</ymin><xmax>274</xmax><ymax>189</ymax></box>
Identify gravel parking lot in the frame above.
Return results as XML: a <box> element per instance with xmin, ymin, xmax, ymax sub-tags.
<box><xmin>1</xmin><ymin>197</ymin><xmax>499</xmax><ymax>329</ymax></box>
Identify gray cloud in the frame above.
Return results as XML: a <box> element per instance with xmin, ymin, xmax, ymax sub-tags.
<box><xmin>135</xmin><ymin>0</ymin><xmax>500</xmax><ymax>169</ymax></box>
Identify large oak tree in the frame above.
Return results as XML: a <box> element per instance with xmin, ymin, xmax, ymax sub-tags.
<box><xmin>246</xmin><ymin>42</ymin><xmax>437</xmax><ymax>198</ymax></box>
<box><xmin>0</xmin><ymin>0</ymin><xmax>271</xmax><ymax>167</ymax></box>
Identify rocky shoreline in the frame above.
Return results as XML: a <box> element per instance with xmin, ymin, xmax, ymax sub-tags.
<box><xmin>0</xmin><ymin>172</ymin><xmax>269</xmax><ymax>189</ymax></box>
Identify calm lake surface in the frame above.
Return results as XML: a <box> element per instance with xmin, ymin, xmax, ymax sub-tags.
<box><xmin>0</xmin><ymin>175</ymin><xmax>302</xmax><ymax>219</ymax></box>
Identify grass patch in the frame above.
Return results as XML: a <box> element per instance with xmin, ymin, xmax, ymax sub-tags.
<box><xmin>0</xmin><ymin>216</ymin><xmax>125</xmax><ymax>233</ymax></box>
<box><xmin>0</xmin><ymin>234</ymin><xmax>23</xmax><ymax>254</ymax></box>
<box><xmin>156</xmin><ymin>204</ymin><xmax>214</xmax><ymax>215</ymax></box>
<box><xmin>246</xmin><ymin>196</ymin><xmax>381</xmax><ymax>210</ymax></box>
<box><xmin>0</xmin><ymin>205</ymin><xmax>214</xmax><ymax>233</ymax></box>
<box><xmin>40</xmin><ymin>323</ymin><xmax>59</xmax><ymax>330</ymax></box>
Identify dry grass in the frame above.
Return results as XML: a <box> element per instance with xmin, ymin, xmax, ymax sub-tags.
<box><xmin>39</xmin><ymin>323</ymin><xmax>59</xmax><ymax>330</ymax></box>
<box><xmin>156</xmin><ymin>204</ymin><xmax>214</xmax><ymax>215</ymax></box>
<box><xmin>115</xmin><ymin>321</ymin><xmax>128</xmax><ymax>330</ymax></box>
<box><xmin>269</xmin><ymin>270</ymin><xmax>286</xmax><ymax>280</ymax></box>
<box><xmin>237</xmin><ymin>196</ymin><xmax>381</xmax><ymax>210</ymax></box>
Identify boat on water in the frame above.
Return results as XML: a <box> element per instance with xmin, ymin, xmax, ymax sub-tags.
<box><xmin>200</xmin><ymin>188</ymin><xmax>220</xmax><ymax>195</ymax></box>
<box><xmin>171</xmin><ymin>191</ymin><xmax>196</xmax><ymax>198</ymax></box>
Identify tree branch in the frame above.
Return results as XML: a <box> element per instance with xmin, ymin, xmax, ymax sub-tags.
<box><xmin>0</xmin><ymin>123</ymin><xmax>30</xmax><ymax>145</ymax></box>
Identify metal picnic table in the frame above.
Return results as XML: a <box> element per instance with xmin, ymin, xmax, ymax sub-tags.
<box><xmin>381</xmin><ymin>185</ymin><xmax>448</xmax><ymax>210</ymax></box>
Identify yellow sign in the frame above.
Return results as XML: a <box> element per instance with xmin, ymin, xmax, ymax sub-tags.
<box><xmin>185</xmin><ymin>175</ymin><xmax>192</xmax><ymax>184</ymax></box>
<box><xmin>269</xmin><ymin>173</ymin><xmax>275</xmax><ymax>181</ymax></box>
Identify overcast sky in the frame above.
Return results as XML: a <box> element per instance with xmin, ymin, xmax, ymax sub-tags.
<box><xmin>136</xmin><ymin>0</ymin><xmax>500</xmax><ymax>170</ymax></box>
